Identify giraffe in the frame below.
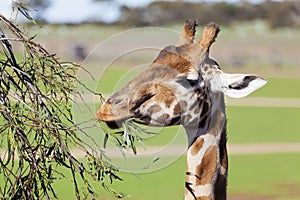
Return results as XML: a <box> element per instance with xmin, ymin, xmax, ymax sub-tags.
<box><xmin>97</xmin><ymin>20</ymin><xmax>267</xmax><ymax>200</ymax></box>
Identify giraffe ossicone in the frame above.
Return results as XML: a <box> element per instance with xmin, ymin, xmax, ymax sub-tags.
<box><xmin>97</xmin><ymin>20</ymin><xmax>267</xmax><ymax>200</ymax></box>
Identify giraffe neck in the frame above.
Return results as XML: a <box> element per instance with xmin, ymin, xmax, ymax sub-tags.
<box><xmin>184</xmin><ymin>93</ymin><xmax>228</xmax><ymax>200</ymax></box>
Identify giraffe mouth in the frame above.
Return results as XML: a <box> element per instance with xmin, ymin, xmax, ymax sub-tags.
<box><xmin>105</xmin><ymin>120</ymin><xmax>123</xmax><ymax>129</ymax></box>
<box><xmin>132</xmin><ymin>116</ymin><xmax>151</xmax><ymax>126</ymax></box>
<box><xmin>97</xmin><ymin>107</ymin><xmax>151</xmax><ymax>129</ymax></box>
<box><xmin>100</xmin><ymin>110</ymin><xmax>151</xmax><ymax>129</ymax></box>
<box><xmin>102</xmin><ymin>116</ymin><xmax>151</xmax><ymax>130</ymax></box>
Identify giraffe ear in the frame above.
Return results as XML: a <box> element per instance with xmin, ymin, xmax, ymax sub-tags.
<box><xmin>222</xmin><ymin>73</ymin><xmax>267</xmax><ymax>98</ymax></box>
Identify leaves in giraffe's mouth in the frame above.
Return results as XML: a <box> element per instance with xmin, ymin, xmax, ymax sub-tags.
<box><xmin>100</xmin><ymin>118</ymin><xmax>155</xmax><ymax>155</ymax></box>
<box><xmin>132</xmin><ymin>116</ymin><xmax>151</xmax><ymax>125</ymax></box>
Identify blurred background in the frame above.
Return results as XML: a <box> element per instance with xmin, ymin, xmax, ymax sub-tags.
<box><xmin>2</xmin><ymin>0</ymin><xmax>300</xmax><ymax>70</ymax></box>
<box><xmin>1</xmin><ymin>0</ymin><xmax>300</xmax><ymax>200</ymax></box>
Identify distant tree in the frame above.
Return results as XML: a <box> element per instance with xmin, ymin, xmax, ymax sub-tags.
<box><xmin>120</xmin><ymin>5</ymin><xmax>149</xmax><ymax>26</ymax></box>
<box><xmin>118</xmin><ymin>1</ymin><xmax>300</xmax><ymax>29</ymax></box>
<box><xmin>135</xmin><ymin>1</ymin><xmax>206</xmax><ymax>26</ymax></box>
<box><xmin>265</xmin><ymin>1</ymin><xmax>300</xmax><ymax>28</ymax></box>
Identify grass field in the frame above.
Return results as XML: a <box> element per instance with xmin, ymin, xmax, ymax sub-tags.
<box><xmin>227</xmin><ymin>106</ymin><xmax>300</xmax><ymax>144</ymax></box>
<box><xmin>52</xmin><ymin>153</ymin><xmax>300</xmax><ymax>200</ymax></box>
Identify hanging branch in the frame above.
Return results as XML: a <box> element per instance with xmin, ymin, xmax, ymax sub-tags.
<box><xmin>0</xmin><ymin>14</ymin><xmax>123</xmax><ymax>199</ymax></box>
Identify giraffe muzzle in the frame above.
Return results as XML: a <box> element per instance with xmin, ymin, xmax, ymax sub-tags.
<box><xmin>97</xmin><ymin>100</ymin><xmax>133</xmax><ymax>129</ymax></box>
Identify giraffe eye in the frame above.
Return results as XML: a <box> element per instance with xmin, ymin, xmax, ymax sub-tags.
<box><xmin>186</xmin><ymin>79</ymin><xmax>198</xmax><ymax>86</ymax></box>
<box><xmin>176</xmin><ymin>76</ymin><xmax>200</xmax><ymax>88</ymax></box>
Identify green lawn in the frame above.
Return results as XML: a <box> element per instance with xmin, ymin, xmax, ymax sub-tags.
<box><xmin>248</xmin><ymin>77</ymin><xmax>300</xmax><ymax>98</ymax></box>
<box><xmin>227</xmin><ymin>106</ymin><xmax>300</xmax><ymax>144</ymax></box>
<box><xmin>53</xmin><ymin>153</ymin><xmax>300</xmax><ymax>200</ymax></box>
<box><xmin>229</xmin><ymin>153</ymin><xmax>300</xmax><ymax>199</ymax></box>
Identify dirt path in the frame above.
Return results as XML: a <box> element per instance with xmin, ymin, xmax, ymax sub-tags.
<box><xmin>67</xmin><ymin>143</ymin><xmax>300</xmax><ymax>159</ymax></box>
<box><xmin>228</xmin><ymin>143</ymin><xmax>300</xmax><ymax>155</ymax></box>
<box><xmin>226</xmin><ymin>97</ymin><xmax>300</xmax><ymax>108</ymax></box>
<box><xmin>2</xmin><ymin>143</ymin><xmax>300</xmax><ymax>160</ymax></box>
<box><xmin>229</xmin><ymin>194</ymin><xmax>278</xmax><ymax>200</ymax></box>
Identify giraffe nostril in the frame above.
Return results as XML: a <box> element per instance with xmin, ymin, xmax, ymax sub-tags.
<box><xmin>111</xmin><ymin>98</ymin><xmax>125</xmax><ymax>107</ymax></box>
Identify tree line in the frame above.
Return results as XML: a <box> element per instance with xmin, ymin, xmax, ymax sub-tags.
<box><xmin>117</xmin><ymin>1</ymin><xmax>300</xmax><ymax>28</ymax></box>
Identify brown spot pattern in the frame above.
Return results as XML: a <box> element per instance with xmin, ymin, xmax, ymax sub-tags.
<box><xmin>154</xmin><ymin>50</ymin><xmax>192</xmax><ymax>74</ymax></box>
<box><xmin>196</xmin><ymin>195</ymin><xmax>212</xmax><ymax>200</ymax></box>
<box><xmin>195</xmin><ymin>146</ymin><xmax>218</xmax><ymax>186</ymax></box>
<box><xmin>147</xmin><ymin>104</ymin><xmax>161</xmax><ymax>114</ymax></box>
<box><xmin>156</xmin><ymin>114</ymin><xmax>170</xmax><ymax>123</ymax></box>
<box><xmin>191</xmin><ymin>137</ymin><xmax>204</xmax><ymax>156</ymax></box>
<box><xmin>173</xmin><ymin>102</ymin><xmax>181</xmax><ymax>115</ymax></box>
<box><xmin>154</xmin><ymin>84</ymin><xmax>176</xmax><ymax>108</ymax></box>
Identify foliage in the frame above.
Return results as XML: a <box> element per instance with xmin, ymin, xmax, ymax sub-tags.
<box><xmin>101</xmin><ymin>119</ymin><xmax>155</xmax><ymax>156</ymax></box>
<box><xmin>0</xmin><ymin>14</ymin><xmax>124</xmax><ymax>199</ymax></box>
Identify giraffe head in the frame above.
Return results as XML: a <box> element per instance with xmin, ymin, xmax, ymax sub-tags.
<box><xmin>97</xmin><ymin>20</ymin><xmax>267</xmax><ymax>130</ymax></box>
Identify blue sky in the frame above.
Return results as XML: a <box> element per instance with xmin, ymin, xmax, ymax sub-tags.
<box><xmin>0</xmin><ymin>0</ymin><xmax>269</xmax><ymax>23</ymax></box>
